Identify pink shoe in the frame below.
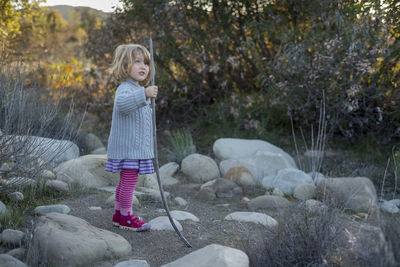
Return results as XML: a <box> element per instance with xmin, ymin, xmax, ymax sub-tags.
<box><xmin>112</xmin><ymin>211</ymin><xmax>144</xmax><ymax>227</ymax></box>
<box><xmin>119</xmin><ymin>214</ymin><xmax>151</xmax><ymax>231</ymax></box>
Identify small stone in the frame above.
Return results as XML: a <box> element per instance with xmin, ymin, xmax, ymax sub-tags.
<box><xmin>174</xmin><ymin>197</ymin><xmax>187</xmax><ymax>206</ymax></box>
<box><xmin>272</xmin><ymin>188</ymin><xmax>284</xmax><ymax>197</ymax></box>
<box><xmin>88</xmin><ymin>206</ymin><xmax>102</xmax><ymax>211</ymax></box>
<box><xmin>380</xmin><ymin>200</ymin><xmax>399</xmax><ymax>213</ymax></box>
<box><xmin>293</xmin><ymin>184</ymin><xmax>316</xmax><ymax>200</ymax></box>
<box><xmin>1</xmin><ymin>229</ymin><xmax>25</xmax><ymax>248</ymax></box>
<box><xmin>34</xmin><ymin>204</ymin><xmax>70</xmax><ymax>215</ymax></box>
<box><xmin>40</xmin><ymin>170</ymin><xmax>56</xmax><ymax>179</ymax></box>
<box><xmin>7</xmin><ymin>248</ymin><xmax>26</xmax><ymax>261</ymax></box>
<box><xmin>170</xmin><ymin>210</ymin><xmax>200</xmax><ymax>222</ymax></box>
<box><xmin>224</xmin><ymin>211</ymin><xmax>278</xmax><ymax>228</ymax></box>
<box><xmin>149</xmin><ymin>216</ymin><xmax>183</xmax><ymax>231</ymax></box>
<box><xmin>45</xmin><ymin>180</ymin><xmax>69</xmax><ymax>193</ymax></box>
<box><xmin>7</xmin><ymin>192</ymin><xmax>24</xmax><ymax>202</ymax></box>
<box><xmin>0</xmin><ymin>163</ymin><xmax>10</xmax><ymax>172</ymax></box>
<box><xmin>196</xmin><ymin>187</ymin><xmax>216</xmax><ymax>201</ymax></box>
<box><xmin>388</xmin><ymin>199</ymin><xmax>400</xmax><ymax>207</ymax></box>
<box><xmin>241</xmin><ymin>197</ymin><xmax>250</xmax><ymax>203</ymax></box>
<box><xmin>0</xmin><ymin>201</ymin><xmax>6</xmax><ymax>215</ymax></box>
<box><xmin>114</xmin><ymin>259</ymin><xmax>150</xmax><ymax>267</ymax></box>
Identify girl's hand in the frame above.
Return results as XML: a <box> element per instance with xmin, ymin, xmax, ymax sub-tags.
<box><xmin>145</xmin><ymin>85</ymin><xmax>158</xmax><ymax>98</ymax></box>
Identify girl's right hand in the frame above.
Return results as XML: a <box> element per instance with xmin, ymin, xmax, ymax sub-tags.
<box><xmin>145</xmin><ymin>85</ymin><xmax>158</xmax><ymax>98</ymax></box>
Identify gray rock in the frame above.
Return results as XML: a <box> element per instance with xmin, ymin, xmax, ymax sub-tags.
<box><xmin>6</xmin><ymin>248</ymin><xmax>25</xmax><ymax>261</ymax></box>
<box><xmin>29</xmin><ymin>213</ymin><xmax>131</xmax><ymax>266</ymax></box>
<box><xmin>161</xmin><ymin>244</ymin><xmax>249</xmax><ymax>267</ymax></box>
<box><xmin>293</xmin><ymin>184</ymin><xmax>316</xmax><ymax>200</ymax></box>
<box><xmin>173</xmin><ymin>197</ymin><xmax>187</xmax><ymax>206</ymax></box>
<box><xmin>224</xmin><ymin>166</ymin><xmax>256</xmax><ymax>186</ymax></box>
<box><xmin>224</xmin><ymin>212</ymin><xmax>278</xmax><ymax>228</ymax></box>
<box><xmin>55</xmin><ymin>154</ymin><xmax>119</xmax><ymax>189</ymax></box>
<box><xmin>34</xmin><ymin>204</ymin><xmax>71</xmax><ymax>215</ymax></box>
<box><xmin>248</xmin><ymin>195</ymin><xmax>290</xmax><ymax>210</ymax></box>
<box><xmin>90</xmin><ymin>147</ymin><xmax>107</xmax><ymax>154</ymax></box>
<box><xmin>264</xmin><ymin>168</ymin><xmax>314</xmax><ymax>195</ymax></box>
<box><xmin>307</xmin><ymin>171</ymin><xmax>325</xmax><ymax>184</ymax></box>
<box><xmin>181</xmin><ymin>154</ymin><xmax>220</xmax><ymax>182</ymax></box>
<box><xmin>305</xmin><ymin>199</ymin><xmax>328</xmax><ymax>215</ymax></box>
<box><xmin>45</xmin><ymin>180</ymin><xmax>69</xmax><ymax>193</ymax></box>
<box><xmin>7</xmin><ymin>192</ymin><xmax>24</xmax><ymax>202</ymax></box>
<box><xmin>149</xmin><ymin>216</ymin><xmax>182</xmax><ymax>231</ymax></box>
<box><xmin>0</xmin><ymin>163</ymin><xmax>10</xmax><ymax>172</ymax></box>
<box><xmin>160</xmin><ymin>162</ymin><xmax>180</xmax><ymax>177</ymax></box>
<box><xmin>220</xmin><ymin>150</ymin><xmax>297</xmax><ymax>184</ymax></box>
<box><xmin>0</xmin><ymin>254</ymin><xmax>27</xmax><ymax>267</ymax></box>
<box><xmin>388</xmin><ymin>199</ymin><xmax>400</xmax><ymax>207</ymax></box>
<box><xmin>77</xmin><ymin>132</ymin><xmax>105</xmax><ymax>154</ymax></box>
<box><xmin>114</xmin><ymin>260</ymin><xmax>150</xmax><ymax>267</ymax></box>
<box><xmin>39</xmin><ymin>169</ymin><xmax>56</xmax><ymax>179</ymax></box>
<box><xmin>170</xmin><ymin>210</ymin><xmax>200</xmax><ymax>222</ymax></box>
<box><xmin>196</xmin><ymin>186</ymin><xmax>216</xmax><ymax>201</ymax></box>
<box><xmin>272</xmin><ymin>188</ymin><xmax>284</xmax><ymax>197</ymax></box>
<box><xmin>197</xmin><ymin>178</ymin><xmax>242</xmax><ymax>200</ymax></box>
<box><xmin>1</xmin><ymin>229</ymin><xmax>25</xmax><ymax>247</ymax></box>
<box><xmin>0</xmin><ymin>201</ymin><xmax>6</xmax><ymax>215</ymax></box>
<box><xmin>316</xmin><ymin>177</ymin><xmax>378</xmax><ymax>212</ymax></box>
<box><xmin>380</xmin><ymin>200</ymin><xmax>399</xmax><ymax>213</ymax></box>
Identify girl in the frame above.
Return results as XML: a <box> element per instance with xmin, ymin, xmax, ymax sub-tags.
<box><xmin>105</xmin><ymin>44</ymin><xmax>158</xmax><ymax>231</ymax></box>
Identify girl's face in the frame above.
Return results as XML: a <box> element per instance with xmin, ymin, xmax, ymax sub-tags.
<box><xmin>129</xmin><ymin>53</ymin><xmax>149</xmax><ymax>83</ymax></box>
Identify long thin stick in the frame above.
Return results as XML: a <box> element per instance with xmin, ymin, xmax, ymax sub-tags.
<box><xmin>149</xmin><ymin>36</ymin><xmax>192</xmax><ymax>248</ymax></box>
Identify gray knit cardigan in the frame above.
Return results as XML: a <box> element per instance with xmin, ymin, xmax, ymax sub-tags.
<box><xmin>107</xmin><ymin>78</ymin><xmax>154</xmax><ymax>160</ymax></box>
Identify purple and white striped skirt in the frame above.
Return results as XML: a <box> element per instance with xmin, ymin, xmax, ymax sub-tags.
<box><xmin>105</xmin><ymin>159</ymin><xmax>154</xmax><ymax>174</ymax></box>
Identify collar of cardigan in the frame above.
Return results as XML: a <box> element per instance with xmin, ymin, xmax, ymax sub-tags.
<box><xmin>125</xmin><ymin>78</ymin><xmax>144</xmax><ymax>88</ymax></box>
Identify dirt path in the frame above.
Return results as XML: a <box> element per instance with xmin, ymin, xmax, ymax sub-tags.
<box><xmin>60</xmin><ymin>182</ymin><xmax>269</xmax><ymax>267</ymax></box>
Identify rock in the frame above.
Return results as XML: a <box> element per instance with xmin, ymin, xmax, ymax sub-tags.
<box><xmin>213</xmin><ymin>138</ymin><xmax>296</xmax><ymax>165</ymax></box>
<box><xmin>388</xmin><ymin>199</ymin><xmax>400</xmax><ymax>207</ymax></box>
<box><xmin>263</xmin><ymin>168</ymin><xmax>314</xmax><ymax>195</ymax></box>
<box><xmin>305</xmin><ymin>199</ymin><xmax>328</xmax><ymax>215</ymax></box>
<box><xmin>248</xmin><ymin>195</ymin><xmax>290</xmax><ymax>210</ymax></box>
<box><xmin>160</xmin><ymin>162</ymin><xmax>180</xmax><ymax>177</ymax></box>
<box><xmin>197</xmin><ymin>178</ymin><xmax>242</xmax><ymax>200</ymax></box>
<box><xmin>220</xmin><ymin>150</ymin><xmax>297</xmax><ymax>184</ymax></box>
<box><xmin>149</xmin><ymin>216</ymin><xmax>182</xmax><ymax>231</ymax></box>
<box><xmin>224</xmin><ymin>212</ymin><xmax>278</xmax><ymax>228</ymax></box>
<box><xmin>170</xmin><ymin>210</ymin><xmax>200</xmax><ymax>222</ymax></box>
<box><xmin>5</xmin><ymin>177</ymin><xmax>36</xmax><ymax>189</ymax></box>
<box><xmin>88</xmin><ymin>206</ymin><xmax>102</xmax><ymax>211</ymax></box>
<box><xmin>98</xmin><ymin>186</ymin><xmax>116</xmax><ymax>193</ymax></box>
<box><xmin>5</xmin><ymin>135</ymin><xmax>79</xmax><ymax>167</ymax></box>
<box><xmin>379</xmin><ymin>200</ymin><xmax>399</xmax><ymax>213</ymax></box>
<box><xmin>55</xmin><ymin>154</ymin><xmax>119</xmax><ymax>189</ymax></box>
<box><xmin>224</xmin><ymin>167</ymin><xmax>256</xmax><ymax>186</ymax></box>
<box><xmin>293</xmin><ymin>184</ymin><xmax>316</xmax><ymax>200</ymax></box>
<box><xmin>34</xmin><ymin>204</ymin><xmax>71</xmax><ymax>215</ymax></box>
<box><xmin>6</xmin><ymin>248</ymin><xmax>25</xmax><ymax>261</ymax></box>
<box><xmin>0</xmin><ymin>254</ymin><xmax>27</xmax><ymax>267</ymax></box>
<box><xmin>1</xmin><ymin>229</ymin><xmax>25</xmax><ymax>248</ymax></box>
<box><xmin>0</xmin><ymin>163</ymin><xmax>10</xmax><ymax>172</ymax></box>
<box><xmin>138</xmin><ymin>173</ymin><xmax>158</xmax><ymax>189</ymax></box>
<box><xmin>181</xmin><ymin>154</ymin><xmax>220</xmax><ymax>182</ymax></box>
<box><xmin>330</xmin><ymin>220</ymin><xmax>395</xmax><ymax>266</ymax></box>
<box><xmin>135</xmin><ymin>187</ymin><xmax>170</xmax><ymax>202</ymax></box>
<box><xmin>77</xmin><ymin>132</ymin><xmax>105</xmax><ymax>154</ymax></box>
<box><xmin>7</xmin><ymin>192</ymin><xmax>24</xmax><ymax>202</ymax></box>
<box><xmin>0</xmin><ymin>201</ymin><xmax>6</xmax><ymax>215</ymax></box>
<box><xmin>45</xmin><ymin>180</ymin><xmax>69</xmax><ymax>193</ymax></box>
<box><xmin>39</xmin><ymin>169</ymin><xmax>56</xmax><ymax>179</ymax></box>
<box><xmin>106</xmin><ymin>193</ymin><xmax>139</xmax><ymax>206</ymax></box>
<box><xmin>91</xmin><ymin>147</ymin><xmax>107</xmax><ymax>154</ymax></box>
<box><xmin>29</xmin><ymin>213</ymin><xmax>131</xmax><ymax>266</ymax></box>
<box><xmin>174</xmin><ymin>197</ymin><xmax>187</xmax><ymax>206</ymax></box>
<box><xmin>316</xmin><ymin>177</ymin><xmax>378</xmax><ymax>212</ymax></box>
<box><xmin>196</xmin><ymin>186</ymin><xmax>216</xmax><ymax>201</ymax></box>
<box><xmin>241</xmin><ymin>197</ymin><xmax>250</xmax><ymax>203</ymax></box>
<box><xmin>272</xmin><ymin>188</ymin><xmax>284</xmax><ymax>197</ymax></box>
<box><xmin>307</xmin><ymin>171</ymin><xmax>325</xmax><ymax>184</ymax></box>
<box><xmin>114</xmin><ymin>259</ymin><xmax>150</xmax><ymax>267</ymax></box>
<box><xmin>161</xmin><ymin>244</ymin><xmax>249</xmax><ymax>267</ymax></box>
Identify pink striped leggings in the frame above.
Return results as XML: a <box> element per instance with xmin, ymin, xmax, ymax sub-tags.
<box><xmin>115</xmin><ymin>168</ymin><xmax>138</xmax><ymax>216</ymax></box>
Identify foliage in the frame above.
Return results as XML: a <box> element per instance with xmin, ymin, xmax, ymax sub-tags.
<box><xmin>167</xmin><ymin>128</ymin><xmax>196</xmax><ymax>163</ymax></box>
<box><xmin>85</xmin><ymin>0</ymin><xmax>400</xmax><ymax>144</ymax></box>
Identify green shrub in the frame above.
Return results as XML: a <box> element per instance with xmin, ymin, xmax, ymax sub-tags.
<box><xmin>167</xmin><ymin>128</ymin><xmax>196</xmax><ymax>163</ymax></box>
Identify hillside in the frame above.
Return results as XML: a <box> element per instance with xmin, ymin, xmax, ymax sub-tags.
<box><xmin>48</xmin><ymin>5</ymin><xmax>110</xmax><ymax>23</ymax></box>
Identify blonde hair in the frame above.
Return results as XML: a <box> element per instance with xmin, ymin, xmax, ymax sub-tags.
<box><xmin>111</xmin><ymin>44</ymin><xmax>152</xmax><ymax>86</ymax></box>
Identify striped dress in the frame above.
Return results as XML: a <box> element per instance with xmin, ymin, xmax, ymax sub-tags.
<box><xmin>105</xmin><ymin>159</ymin><xmax>154</xmax><ymax>174</ymax></box>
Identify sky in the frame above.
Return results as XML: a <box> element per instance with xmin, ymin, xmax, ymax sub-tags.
<box><xmin>41</xmin><ymin>0</ymin><xmax>123</xmax><ymax>12</ymax></box>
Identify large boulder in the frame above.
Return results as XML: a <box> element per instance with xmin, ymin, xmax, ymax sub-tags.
<box><xmin>4</xmin><ymin>135</ymin><xmax>79</xmax><ymax>167</ymax></box>
<box><xmin>28</xmin><ymin>213</ymin><xmax>131</xmax><ymax>266</ymax></box>
<box><xmin>181</xmin><ymin>154</ymin><xmax>220</xmax><ymax>182</ymax></box>
<box><xmin>262</xmin><ymin>168</ymin><xmax>314</xmax><ymax>195</ymax></box>
<box><xmin>76</xmin><ymin>132</ymin><xmax>105</xmax><ymax>155</ymax></box>
<box><xmin>316</xmin><ymin>177</ymin><xmax>378</xmax><ymax>212</ymax></box>
<box><xmin>55</xmin><ymin>154</ymin><xmax>119</xmax><ymax>188</ymax></box>
<box><xmin>161</xmin><ymin>244</ymin><xmax>249</xmax><ymax>267</ymax></box>
<box><xmin>220</xmin><ymin>150</ymin><xmax>297</xmax><ymax>184</ymax></box>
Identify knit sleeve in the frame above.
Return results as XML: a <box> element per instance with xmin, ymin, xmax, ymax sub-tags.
<box><xmin>115</xmin><ymin>84</ymin><xmax>148</xmax><ymax>115</ymax></box>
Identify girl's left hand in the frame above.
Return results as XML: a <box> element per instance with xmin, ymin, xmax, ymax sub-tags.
<box><xmin>145</xmin><ymin>85</ymin><xmax>158</xmax><ymax>98</ymax></box>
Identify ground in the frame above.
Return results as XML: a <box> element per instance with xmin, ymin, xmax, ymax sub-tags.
<box><xmin>60</xmin><ymin>180</ymin><xmax>268</xmax><ymax>267</ymax></box>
